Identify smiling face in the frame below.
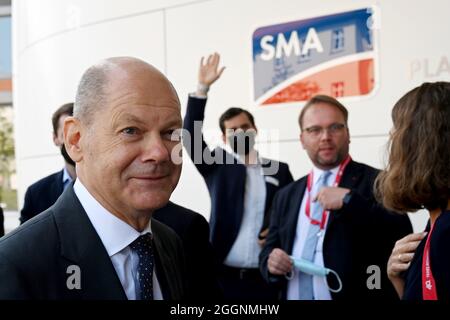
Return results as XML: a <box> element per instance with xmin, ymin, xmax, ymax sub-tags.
<box><xmin>65</xmin><ymin>60</ymin><xmax>182</xmax><ymax>219</ymax></box>
<box><xmin>300</xmin><ymin>102</ymin><xmax>350</xmax><ymax>170</ymax></box>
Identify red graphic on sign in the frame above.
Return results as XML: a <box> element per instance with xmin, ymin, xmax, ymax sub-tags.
<box><xmin>262</xmin><ymin>59</ymin><xmax>374</xmax><ymax>105</ymax></box>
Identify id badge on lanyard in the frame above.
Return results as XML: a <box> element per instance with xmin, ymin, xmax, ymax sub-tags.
<box><xmin>305</xmin><ymin>156</ymin><xmax>352</xmax><ymax>231</ymax></box>
<box><xmin>422</xmin><ymin>222</ymin><xmax>438</xmax><ymax>300</ymax></box>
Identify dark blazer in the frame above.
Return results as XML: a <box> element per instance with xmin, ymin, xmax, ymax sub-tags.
<box><xmin>183</xmin><ymin>96</ymin><xmax>294</xmax><ymax>263</ymax></box>
<box><xmin>0</xmin><ymin>207</ymin><xmax>4</xmax><ymax>237</ymax></box>
<box><xmin>153</xmin><ymin>201</ymin><xmax>222</xmax><ymax>300</ymax></box>
<box><xmin>260</xmin><ymin>160</ymin><xmax>413</xmax><ymax>300</ymax></box>
<box><xmin>0</xmin><ymin>184</ymin><xmax>187</xmax><ymax>300</ymax></box>
<box><xmin>403</xmin><ymin>209</ymin><xmax>450</xmax><ymax>300</ymax></box>
<box><xmin>20</xmin><ymin>170</ymin><xmax>64</xmax><ymax>224</ymax></box>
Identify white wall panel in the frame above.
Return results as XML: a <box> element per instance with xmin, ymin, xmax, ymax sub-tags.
<box><xmin>14</xmin><ymin>0</ymin><xmax>200</xmax><ymax>52</ymax></box>
<box><xmin>16</xmin><ymin>155</ymin><xmax>65</xmax><ymax>209</ymax></box>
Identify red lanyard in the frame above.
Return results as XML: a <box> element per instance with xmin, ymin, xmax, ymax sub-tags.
<box><xmin>305</xmin><ymin>156</ymin><xmax>351</xmax><ymax>229</ymax></box>
<box><xmin>422</xmin><ymin>221</ymin><xmax>438</xmax><ymax>300</ymax></box>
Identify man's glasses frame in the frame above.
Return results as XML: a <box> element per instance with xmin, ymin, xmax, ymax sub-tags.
<box><xmin>303</xmin><ymin>123</ymin><xmax>346</xmax><ymax>137</ymax></box>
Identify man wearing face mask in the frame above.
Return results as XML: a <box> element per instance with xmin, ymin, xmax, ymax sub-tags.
<box><xmin>20</xmin><ymin>103</ymin><xmax>76</xmax><ymax>224</ymax></box>
<box><xmin>183</xmin><ymin>53</ymin><xmax>294</xmax><ymax>300</ymax></box>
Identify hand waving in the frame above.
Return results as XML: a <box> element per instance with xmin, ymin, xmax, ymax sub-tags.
<box><xmin>198</xmin><ymin>52</ymin><xmax>225</xmax><ymax>87</ymax></box>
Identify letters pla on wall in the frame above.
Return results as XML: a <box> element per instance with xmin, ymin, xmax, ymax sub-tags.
<box><xmin>252</xmin><ymin>8</ymin><xmax>377</xmax><ymax>106</ymax></box>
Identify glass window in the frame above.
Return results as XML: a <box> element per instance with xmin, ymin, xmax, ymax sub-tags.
<box><xmin>331</xmin><ymin>28</ymin><xmax>345</xmax><ymax>53</ymax></box>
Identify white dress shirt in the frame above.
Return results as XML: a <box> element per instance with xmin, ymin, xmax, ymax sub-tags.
<box><xmin>287</xmin><ymin>165</ymin><xmax>340</xmax><ymax>300</ymax></box>
<box><xmin>74</xmin><ymin>180</ymin><xmax>163</xmax><ymax>300</ymax></box>
<box><xmin>223</xmin><ymin>150</ymin><xmax>267</xmax><ymax>268</ymax></box>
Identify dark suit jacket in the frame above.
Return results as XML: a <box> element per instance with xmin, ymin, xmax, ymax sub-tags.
<box><xmin>0</xmin><ymin>207</ymin><xmax>4</xmax><ymax>237</ymax></box>
<box><xmin>260</xmin><ymin>160</ymin><xmax>413</xmax><ymax>300</ymax></box>
<box><xmin>0</xmin><ymin>184</ymin><xmax>187</xmax><ymax>300</ymax></box>
<box><xmin>153</xmin><ymin>201</ymin><xmax>222</xmax><ymax>300</ymax></box>
<box><xmin>184</xmin><ymin>96</ymin><xmax>294</xmax><ymax>263</ymax></box>
<box><xmin>20</xmin><ymin>170</ymin><xmax>64</xmax><ymax>224</ymax></box>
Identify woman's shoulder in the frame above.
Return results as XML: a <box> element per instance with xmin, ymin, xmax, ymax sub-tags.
<box><xmin>434</xmin><ymin>210</ymin><xmax>450</xmax><ymax>237</ymax></box>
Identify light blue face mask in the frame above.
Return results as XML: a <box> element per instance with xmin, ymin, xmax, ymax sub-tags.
<box><xmin>286</xmin><ymin>256</ymin><xmax>343</xmax><ymax>293</ymax></box>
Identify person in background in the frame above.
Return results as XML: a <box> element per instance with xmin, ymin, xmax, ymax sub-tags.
<box><xmin>183</xmin><ymin>53</ymin><xmax>293</xmax><ymax>299</ymax></box>
<box><xmin>20</xmin><ymin>103</ymin><xmax>76</xmax><ymax>224</ymax></box>
<box><xmin>260</xmin><ymin>95</ymin><xmax>413</xmax><ymax>300</ymax></box>
<box><xmin>378</xmin><ymin>82</ymin><xmax>450</xmax><ymax>300</ymax></box>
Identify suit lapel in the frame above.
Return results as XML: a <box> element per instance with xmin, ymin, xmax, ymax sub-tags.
<box><xmin>152</xmin><ymin>219</ymin><xmax>184</xmax><ymax>300</ymax></box>
<box><xmin>326</xmin><ymin>160</ymin><xmax>363</xmax><ymax>227</ymax></box>
<box><xmin>52</xmin><ymin>185</ymin><xmax>127</xmax><ymax>300</ymax></box>
<box><xmin>338</xmin><ymin>160</ymin><xmax>364</xmax><ymax>189</ymax></box>
<box><xmin>153</xmin><ymin>238</ymin><xmax>174</xmax><ymax>300</ymax></box>
<box><xmin>323</xmin><ymin>160</ymin><xmax>364</xmax><ymax>299</ymax></box>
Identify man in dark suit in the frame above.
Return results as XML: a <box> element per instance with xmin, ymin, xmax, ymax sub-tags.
<box><xmin>0</xmin><ymin>57</ymin><xmax>186</xmax><ymax>299</ymax></box>
<box><xmin>20</xmin><ymin>103</ymin><xmax>76</xmax><ymax>224</ymax></box>
<box><xmin>183</xmin><ymin>53</ymin><xmax>293</xmax><ymax>299</ymax></box>
<box><xmin>153</xmin><ymin>202</ymin><xmax>222</xmax><ymax>300</ymax></box>
<box><xmin>260</xmin><ymin>95</ymin><xmax>413</xmax><ymax>300</ymax></box>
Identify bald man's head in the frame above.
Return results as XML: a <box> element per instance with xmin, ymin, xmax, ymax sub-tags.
<box><xmin>65</xmin><ymin>57</ymin><xmax>183</xmax><ymax>224</ymax></box>
<box><xmin>74</xmin><ymin>57</ymin><xmax>179</xmax><ymax>126</ymax></box>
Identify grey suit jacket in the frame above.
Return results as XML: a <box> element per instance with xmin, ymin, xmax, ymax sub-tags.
<box><xmin>0</xmin><ymin>184</ymin><xmax>187</xmax><ymax>300</ymax></box>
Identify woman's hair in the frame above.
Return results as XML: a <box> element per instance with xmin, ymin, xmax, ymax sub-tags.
<box><xmin>375</xmin><ymin>82</ymin><xmax>450</xmax><ymax>213</ymax></box>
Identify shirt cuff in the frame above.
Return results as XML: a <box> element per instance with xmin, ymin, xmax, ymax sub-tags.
<box><xmin>189</xmin><ymin>92</ymin><xmax>208</xmax><ymax>99</ymax></box>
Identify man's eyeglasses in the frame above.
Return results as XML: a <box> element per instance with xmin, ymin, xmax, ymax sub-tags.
<box><xmin>303</xmin><ymin>123</ymin><xmax>346</xmax><ymax>137</ymax></box>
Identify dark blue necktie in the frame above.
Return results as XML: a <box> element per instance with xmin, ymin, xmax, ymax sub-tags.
<box><xmin>130</xmin><ymin>233</ymin><xmax>154</xmax><ymax>300</ymax></box>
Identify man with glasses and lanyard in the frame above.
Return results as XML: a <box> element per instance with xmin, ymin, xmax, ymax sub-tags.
<box><xmin>260</xmin><ymin>95</ymin><xmax>413</xmax><ymax>300</ymax></box>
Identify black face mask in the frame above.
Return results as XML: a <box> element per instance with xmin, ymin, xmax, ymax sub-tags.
<box><xmin>61</xmin><ymin>144</ymin><xmax>76</xmax><ymax>167</ymax></box>
<box><xmin>228</xmin><ymin>131</ymin><xmax>256</xmax><ymax>155</ymax></box>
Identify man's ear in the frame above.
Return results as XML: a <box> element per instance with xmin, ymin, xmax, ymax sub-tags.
<box><xmin>222</xmin><ymin>134</ymin><xmax>227</xmax><ymax>144</ymax></box>
<box><xmin>64</xmin><ymin>116</ymin><xmax>83</xmax><ymax>163</ymax></box>
<box><xmin>52</xmin><ymin>133</ymin><xmax>60</xmax><ymax>147</ymax></box>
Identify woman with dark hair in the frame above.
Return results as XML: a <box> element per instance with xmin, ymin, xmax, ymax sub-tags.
<box><xmin>376</xmin><ymin>81</ymin><xmax>450</xmax><ymax>300</ymax></box>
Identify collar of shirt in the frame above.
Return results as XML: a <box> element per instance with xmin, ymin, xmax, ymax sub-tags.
<box><xmin>188</xmin><ymin>92</ymin><xmax>207</xmax><ymax>99</ymax></box>
<box><xmin>62</xmin><ymin>166</ymin><xmax>73</xmax><ymax>185</ymax></box>
<box><xmin>73</xmin><ymin>179</ymin><xmax>152</xmax><ymax>257</ymax></box>
<box><xmin>311</xmin><ymin>164</ymin><xmax>340</xmax><ymax>186</ymax></box>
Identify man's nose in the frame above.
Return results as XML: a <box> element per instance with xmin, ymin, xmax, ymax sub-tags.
<box><xmin>319</xmin><ymin>128</ymin><xmax>332</xmax><ymax>140</ymax></box>
<box><xmin>141</xmin><ymin>135</ymin><xmax>170</xmax><ymax>163</ymax></box>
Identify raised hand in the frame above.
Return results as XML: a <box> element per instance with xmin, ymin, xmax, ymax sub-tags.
<box><xmin>198</xmin><ymin>52</ymin><xmax>225</xmax><ymax>87</ymax></box>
